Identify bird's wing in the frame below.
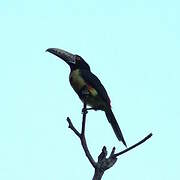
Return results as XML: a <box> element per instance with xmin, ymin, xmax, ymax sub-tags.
<box><xmin>80</xmin><ymin>69</ymin><xmax>111</xmax><ymax>105</ymax></box>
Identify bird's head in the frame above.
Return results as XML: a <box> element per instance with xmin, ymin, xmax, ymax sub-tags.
<box><xmin>46</xmin><ymin>48</ymin><xmax>90</xmax><ymax>71</ymax></box>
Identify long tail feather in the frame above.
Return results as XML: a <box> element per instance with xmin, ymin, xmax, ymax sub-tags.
<box><xmin>105</xmin><ymin>108</ymin><xmax>127</xmax><ymax>147</ymax></box>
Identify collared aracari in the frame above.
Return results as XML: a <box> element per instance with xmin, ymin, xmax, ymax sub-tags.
<box><xmin>46</xmin><ymin>48</ymin><xmax>127</xmax><ymax>147</ymax></box>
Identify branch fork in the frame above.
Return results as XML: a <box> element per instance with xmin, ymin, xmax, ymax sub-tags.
<box><xmin>66</xmin><ymin>90</ymin><xmax>152</xmax><ymax>180</ymax></box>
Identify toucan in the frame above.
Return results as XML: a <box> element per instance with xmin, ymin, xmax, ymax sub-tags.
<box><xmin>46</xmin><ymin>48</ymin><xmax>127</xmax><ymax>147</ymax></box>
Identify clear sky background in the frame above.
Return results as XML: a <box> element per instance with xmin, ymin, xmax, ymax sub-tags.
<box><xmin>0</xmin><ymin>0</ymin><xmax>180</xmax><ymax>180</ymax></box>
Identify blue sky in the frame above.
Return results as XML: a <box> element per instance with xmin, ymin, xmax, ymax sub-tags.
<box><xmin>0</xmin><ymin>0</ymin><xmax>180</xmax><ymax>179</ymax></box>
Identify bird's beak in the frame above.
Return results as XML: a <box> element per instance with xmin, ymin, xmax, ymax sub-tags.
<box><xmin>46</xmin><ymin>48</ymin><xmax>76</xmax><ymax>64</ymax></box>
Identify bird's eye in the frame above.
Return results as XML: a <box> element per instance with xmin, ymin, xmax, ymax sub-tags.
<box><xmin>76</xmin><ymin>56</ymin><xmax>81</xmax><ymax>61</ymax></box>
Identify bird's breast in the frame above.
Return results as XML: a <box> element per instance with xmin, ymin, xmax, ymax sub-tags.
<box><xmin>69</xmin><ymin>69</ymin><xmax>106</xmax><ymax>109</ymax></box>
<box><xmin>69</xmin><ymin>69</ymin><xmax>86</xmax><ymax>92</ymax></box>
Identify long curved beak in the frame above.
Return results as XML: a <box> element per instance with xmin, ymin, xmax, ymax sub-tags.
<box><xmin>46</xmin><ymin>48</ymin><xmax>76</xmax><ymax>64</ymax></box>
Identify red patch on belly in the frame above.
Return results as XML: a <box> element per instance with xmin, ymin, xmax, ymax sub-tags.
<box><xmin>87</xmin><ymin>84</ymin><xmax>93</xmax><ymax>90</ymax></box>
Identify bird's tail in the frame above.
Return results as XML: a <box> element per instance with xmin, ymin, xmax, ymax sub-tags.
<box><xmin>105</xmin><ymin>108</ymin><xmax>127</xmax><ymax>147</ymax></box>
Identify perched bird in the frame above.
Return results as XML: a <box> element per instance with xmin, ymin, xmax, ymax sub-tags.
<box><xmin>46</xmin><ymin>48</ymin><xmax>127</xmax><ymax>147</ymax></box>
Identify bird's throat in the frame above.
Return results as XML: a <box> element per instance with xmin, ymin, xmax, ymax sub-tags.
<box><xmin>69</xmin><ymin>69</ymin><xmax>86</xmax><ymax>93</ymax></box>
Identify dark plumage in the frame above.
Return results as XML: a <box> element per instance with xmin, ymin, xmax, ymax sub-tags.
<box><xmin>46</xmin><ymin>48</ymin><xmax>127</xmax><ymax>147</ymax></box>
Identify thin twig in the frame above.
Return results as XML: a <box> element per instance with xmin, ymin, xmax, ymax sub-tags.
<box><xmin>81</xmin><ymin>99</ymin><xmax>87</xmax><ymax>136</ymax></box>
<box><xmin>81</xmin><ymin>99</ymin><xmax>97</xmax><ymax>168</ymax></box>
<box><xmin>67</xmin><ymin>94</ymin><xmax>153</xmax><ymax>180</ymax></box>
<box><xmin>81</xmin><ymin>134</ymin><xmax>97</xmax><ymax>168</ymax></box>
<box><xmin>113</xmin><ymin>133</ymin><xmax>153</xmax><ymax>157</ymax></box>
<box><xmin>67</xmin><ymin>99</ymin><xmax>97</xmax><ymax>168</ymax></box>
<box><xmin>67</xmin><ymin>117</ymin><xmax>81</xmax><ymax>138</ymax></box>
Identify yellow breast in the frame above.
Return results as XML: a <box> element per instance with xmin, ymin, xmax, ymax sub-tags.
<box><xmin>69</xmin><ymin>69</ymin><xmax>86</xmax><ymax>92</ymax></box>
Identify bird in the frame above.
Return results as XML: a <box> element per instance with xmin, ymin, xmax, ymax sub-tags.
<box><xmin>46</xmin><ymin>48</ymin><xmax>127</xmax><ymax>147</ymax></box>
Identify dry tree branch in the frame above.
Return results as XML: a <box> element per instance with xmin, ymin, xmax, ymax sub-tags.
<box><xmin>67</xmin><ymin>87</ymin><xmax>97</xmax><ymax>168</ymax></box>
<box><xmin>113</xmin><ymin>133</ymin><xmax>152</xmax><ymax>158</ymax></box>
<box><xmin>66</xmin><ymin>89</ymin><xmax>152</xmax><ymax>180</ymax></box>
<box><xmin>67</xmin><ymin>116</ymin><xmax>97</xmax><ymax>168</ymax></box>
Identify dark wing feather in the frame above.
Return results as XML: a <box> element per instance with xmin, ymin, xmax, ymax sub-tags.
<box><xmin>81</xmin><ymin>70</ymin><xmax>127</xmax><ymax>146</ymax></box>
<box><xmin>80</xmin><ymin>70</ymin><xmax>111</xmax><ymax>105</ymax></box>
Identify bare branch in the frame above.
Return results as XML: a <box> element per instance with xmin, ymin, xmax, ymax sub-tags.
<box><xmin>67</xmin><ymin>115</ymin><xmax>97</xmax><ymax>168</ymax></box>
<box><xmin>93</xmin><ymin>168</ymin><xmax>104</xmax><ymax>180</ymax></box>
<box><xmin>80</xmin><ymin>133</ymin><xmax>97</xmax><ymax>168</ymax></box>
<box><xmin>66</xmin><ymin>92</ymin><xmax>97</xmax><ymax>168</ymax></box>
<box><xmin>66</xmin><ymin>89</ymin><xmax>153</xmax><ymax>180</ymax></box>
<box><xmin>113</xmin><ymin>133</ymin><xmax>153</xmax><ymax>158</ymax></box>
<box><xmin>67</xmin><ymin>117</ymin><xmax>81</xmax><ymax>138</ymax></box>
<box><xmin>81</xmin><ymin>101</ymin><xmax>88</xmax><ymax>136</ymax></box>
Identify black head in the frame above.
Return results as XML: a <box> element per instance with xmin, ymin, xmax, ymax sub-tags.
<box><xmin>46</xmin><ymin>48</ymin><xmax>90</xmax><ymax>71</ymax></box>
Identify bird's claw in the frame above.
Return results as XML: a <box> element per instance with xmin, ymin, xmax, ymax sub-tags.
<box><xmin>86</xmin><ymin>107</ymin><xmax>99</xmax><ymax>111</ymax></box>
<box><xmin>81</xmin><ymin>108</ymin><xmax>88</xmax><ymax>114</ymax></box>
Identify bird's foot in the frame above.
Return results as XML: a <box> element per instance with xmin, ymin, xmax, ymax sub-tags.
<box><xmin>86</xmin><ymin>107</ymin><xmax>99</xmax><ymax>111</ymax></box>
<box><xmin>81</xmin><ymin>107</ymin><xmax>99</xmax><ymax>114</ymax></box>
<box><xmin>81</xmin><ymin>108</ymin><xmax>88</xmax><ymax>114</ymax></box>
